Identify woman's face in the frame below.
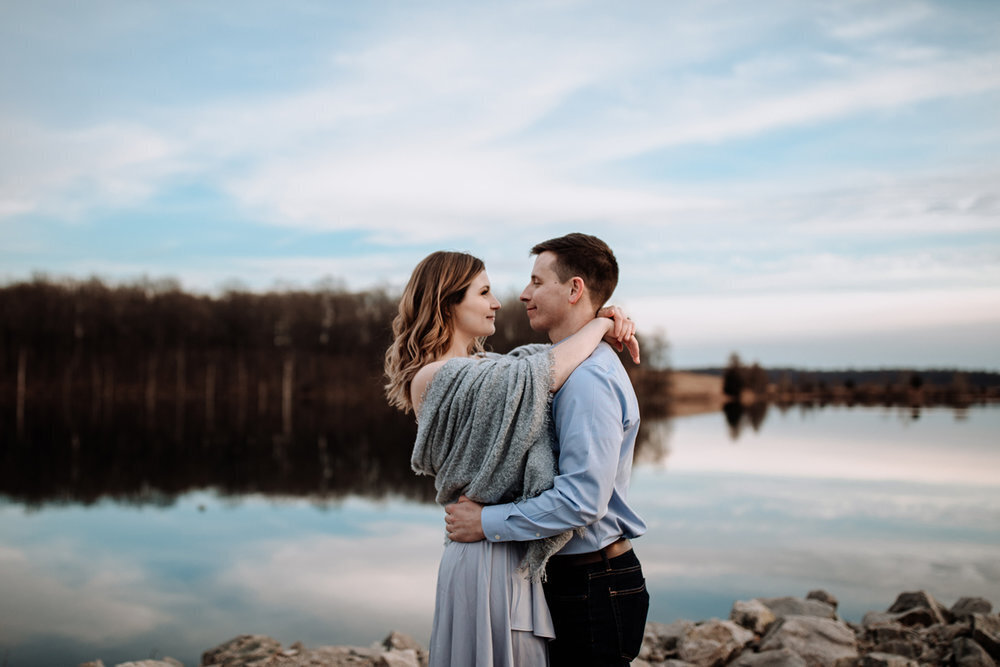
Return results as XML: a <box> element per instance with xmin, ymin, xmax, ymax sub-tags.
<box><xmin>452</xmin><ymin>270</ymin><xmax>501</xmax><ymax>340</ymax></box>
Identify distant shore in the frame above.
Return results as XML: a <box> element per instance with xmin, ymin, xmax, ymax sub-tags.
<box><xmin>668</xmin><ymin>368</ymin><xmax>1000</xmax><ymax>417</ymax></box>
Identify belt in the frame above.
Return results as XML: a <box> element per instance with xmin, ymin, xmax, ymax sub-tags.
<box><xmin>549</xmin><ymin>538</ymin><xmax>632</xmax><ymax>567</ymax></box>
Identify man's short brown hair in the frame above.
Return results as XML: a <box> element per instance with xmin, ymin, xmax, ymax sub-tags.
<box><xmin>531</xmin><ymin>233</ymin><xmax>619</xmax><ymax>309</ymax></box>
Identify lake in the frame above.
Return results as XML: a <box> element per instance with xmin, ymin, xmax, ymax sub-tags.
<box><xmin>2</xmin><ymin>404</ymin><xmax>998</xmax><ymax>666</ymax></box>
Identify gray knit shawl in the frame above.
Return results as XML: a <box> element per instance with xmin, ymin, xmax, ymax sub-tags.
<box><xmin>412</xmin><ymin>344</ymin><xmax>573</xmax><ymax>581</ymax></box>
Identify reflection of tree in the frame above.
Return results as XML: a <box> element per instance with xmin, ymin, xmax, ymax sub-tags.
<box><xmin>0</xmin><ymin>396</ymin><xmax>434</xmax><ymax>508</ymax></box>
<box><xmin>722</xmin><ymin>400</ymin><xmax>769</xmax><ymax>441</ymax></box>
<box><xmin>723</xmin><ymin>401</ymin><xmax>743</xmax><ymax>440</ymax></box>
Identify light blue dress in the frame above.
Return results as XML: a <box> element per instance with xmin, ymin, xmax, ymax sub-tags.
<box><xmin>429</xmin><ymin>539</ymin><xmax>553</xmax><ymax>666</ymax></box>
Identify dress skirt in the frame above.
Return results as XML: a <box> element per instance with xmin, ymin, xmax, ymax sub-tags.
<box><xmin>428</xmin><ymin>540</ymin><xmax>554</xmax><ymax>667</ymax></box>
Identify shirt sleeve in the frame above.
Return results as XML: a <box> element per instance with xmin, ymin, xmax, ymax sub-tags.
<box><xmin>480</xmin><ymin>360</ymin><xmax>624</xmax><ymax>541</ymax></box>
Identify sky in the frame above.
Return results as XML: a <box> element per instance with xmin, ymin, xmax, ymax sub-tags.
<box><xmin>1</xmin><ymin>0</ymin><xmax>998</xmax><ymax>369</ymax></box>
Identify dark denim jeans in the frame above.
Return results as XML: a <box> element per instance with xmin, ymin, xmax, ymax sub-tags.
<box><xmin>543</xmin><ymin>548</ymin><xmax>650</xmax><ymax>666</ymax></box>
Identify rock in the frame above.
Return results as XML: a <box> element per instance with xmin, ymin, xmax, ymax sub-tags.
<box><xmin>760</xmin><ymin>616</ymin><xmax>858</xmax><ymax>666</ymax></box>
<box><xmin>807</xmin><ymin>591</ymin><xmax>840</xmax><ymax>610</ymax></box>
<box><xmin>886</xmin><ymin>590</ymin><xmax>952</xmax><ymax>626</ymax></box>
<box><xmin>862</xmin><ymin>612</ymin><xmax>902</xmax><ymax>628</ymax></box>
<box><xmin>79</xmin><ymin>662</ymin><xmax>106</xmax><ymax>667</ymax></box>
<box><xmin>201</xmin><ymin>634</ymin><xmax>282</xmax><ymax>666</ymax></box>
<box><xmin>862</xmin><ymin>622</ymin><xmax>921</xmax><ymax>659</ymax></box>
<box><xmin>760</xmin><ymin>597</ymin><xmax>838</xmax><ymax>620</ymax></box>
<box><xmin>856</xmin><ymin>652</ymin><xmax>919</xmax><ymax>666</ymax></box>
<box><xmin>971</xmin><ymin>614</ymin><xmax>1000</xmax><ymax>660</ymax></box>
<box><xmin>116</xmin><ymin>662</ymin><xmax>183</xmax><ymax>667</ymax></box>
<box><xmin>639</xmin><ymin>619</ymin><xmax>695</xmax><ymax>662</ymax></box>
<box><xmin>377</xmin><ymin>649</ymin><xmax>420</xmax><ymax>667</ymax></box>
<box><xmin>953</xmin><ymin>637</ymin><xmax>998</xmax><ymax>667</ymax></box>
<box><xmin>953</xmin><ymin>598</ymin><xmax>994</xmax><ymax>619</ymax></box>
<box><xmin>732</xmin><ymin>599</ymin><xmax>778</xmax><ymax>635</ymax></box>
<box><xmin>864</xmin><ymin>591</ymin><xmax>956</xmax><ymax>630</ymax></box>
<box><xmin>677</xmin><ymin>619</ymin><xmax>754</xmax><ymax>666</ymax></box>
<box><xmin>198</xmin><ymin>632</ymin><xmax>428</xmax><ymax>667</ymax></box>
<box><xmin>379</xmin><ymin>631</ymin><xmax>428</xmax><ymax>666</ymax></box>
<box><xmin>382</xmin><ymin>631</ymin><xmax>423</xmax><ymax>653</ymax></box>
<box><xmin>731</xmin><ymin>647</ymin><xmax>809</xmax><ymax>666</ymax></box>
<box><xmin>865</xmin><ymin>623</ymin><xmax>910</xmax><ymax>643</ymax></box>
<box><xmin>873</xmin><ymin>639</ymin><xmax>920</xmax><ymax>659</ymax></box>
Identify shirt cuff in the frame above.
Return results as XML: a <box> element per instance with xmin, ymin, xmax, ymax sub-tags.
<box><xmin>480</xmin><ymin>504</ymin><xmax>510</xmax><ymax>542</ymax></box>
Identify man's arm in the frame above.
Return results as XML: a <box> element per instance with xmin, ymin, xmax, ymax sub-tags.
<box><xmin>447</xmin><ymin>357</ymin><xmax>627</xmax><ymax>542</ymax></box>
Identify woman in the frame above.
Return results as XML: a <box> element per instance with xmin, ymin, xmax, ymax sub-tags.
<box><xmin>384</xmin><ymin>251</ymin><xmax>636</xmax><ymax>666</ymax></box>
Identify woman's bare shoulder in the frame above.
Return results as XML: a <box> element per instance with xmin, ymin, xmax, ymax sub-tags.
<box><xmin>410</xmin><ymin>359</ymin><xmax>450</xmax><ymax>414</ymax></box>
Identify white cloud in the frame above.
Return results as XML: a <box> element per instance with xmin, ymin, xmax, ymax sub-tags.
<box><xmin>4</xmin><ymin>0</ymin><xmax>997</xmax><ymax>243</ymax></box>
<box><xmin>0</xmin><ymin>117</ymin><xmax>181</xmax><ymax>221</ymax></box>
<box><xmin>216</xmin><ymin>524</ymin><xmax>441</xmax><ymax>636</ymax></box>
<box><xmin>628</xmin><ymin>287</ymin><xmax>1000</xmax><ymax>349</ymax></box>
<box><xmin>1</xmin><ymin>0</ymin><xmax>997</xmax><ymax>370</ymax></box>
<box><xmin>824</xmin><ymin>1</ymin><xmax>933</xmax><ymax>40</ymax></box>
<box><xmin>0</xmin><ymin>545</ymin><xmax>171</xmax><ymax>643</ymax></box>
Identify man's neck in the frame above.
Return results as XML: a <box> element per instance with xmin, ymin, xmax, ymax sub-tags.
<box><xmin>547</xmin><ymin>310</ymin><xmax>596</xmax><ymax>344</ymax></box>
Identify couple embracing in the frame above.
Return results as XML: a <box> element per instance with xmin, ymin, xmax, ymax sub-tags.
<box><xmin>384</xmin><ymin>233</ymin><xmax>649</xmax><ymax>666</ymax></box>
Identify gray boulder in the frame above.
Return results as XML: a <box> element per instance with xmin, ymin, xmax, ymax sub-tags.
<box><xmin>855</xmin><ymin>652</ymin><xmax>919</xmax><ymax>667</ymax></box>
<box><xmin>861</xmin><ymin>612</ymin><xmax>898</xmax><ymax>628</ymax></box>
<box><xmin>760</xmin><ymin>616</ymin><xmax>858</xmax><ymax>666</ymax></box>
<box><xmin>677</xmin><ymin>619</ymin><xmax>754</xmax><ymax>666</ymax></box>
<box><xmin>639</xmin><ymin>619</ymin><xmax>696</xmax><ymax>662</ymax></box>
<box><xmin>199</xmin><ymin>632</ymin><xmax>427</xmax><ymax>667</ymax></box>
<box><xmin>201</xmin><ymin>634</ymin><xmax>282</xmax><ymax>666</ymax></box>
<box><xmin>863</xmin><ymin>622</ymin><xmax>921</xmax><ymax>659</ymax></box>
<box><xmin>760</xmin><ymin>597</ymin><xmax>838</xmax><ymax>620</ymax></box>
<box><xmin>732</xmin><ymin>647</ymin><xmax>809</xmax><ymax>666</ymax></box>
<box><xmin>732</xmin><ymin>599</ymin><xmax>778</xmax><ymax>635</ymax></box>
<box><xmin>953</xmin><ymin>598</ymin><xmax>994</xmax><ymax>619</ymax></box>
<box><xmin>886</xmin><ymin>590</ymin><xmax>952</xmax><ymax>627</ymax></box>
<box><xmin>971</xmin><ymin>614</ymin><xmax>1000</xmax><ymax>660</ymax></box>
<box><xmin>952</xmin><ymin>637</ymin><xmax>998</xmax><ymax>667</ymax></box>
<box><xmin>807</xmin><ymin>591</ymin><xmax>839</xmax><ymax>611</ymax></box>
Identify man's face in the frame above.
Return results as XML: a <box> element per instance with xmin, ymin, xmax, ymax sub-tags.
<box><xmin>520</xmin><ymin>251</ymin><xmax>572</xmax><ymax>334</ymax></box>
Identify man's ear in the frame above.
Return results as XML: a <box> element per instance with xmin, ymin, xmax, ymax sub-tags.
<box><xmin>567</xmin><ymin>276</ymin><xmax>586</xmax><ymax>305</ymax></box>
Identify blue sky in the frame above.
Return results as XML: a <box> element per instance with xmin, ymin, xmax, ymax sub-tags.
<box><xmin>1</xmin><ymin>0</ymin><xmax>998</xmax><ymax>369</ymax></box>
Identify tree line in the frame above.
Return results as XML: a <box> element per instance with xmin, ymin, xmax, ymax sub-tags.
<box><xmin>0</xmin><ymin>275</ymin><xmax>668</xmax><ymax>413</ymax></box>
<box><xmin>715</xmin><ymin>353</ymin><xmax>1000</xmax><ymax>408</ymax></box>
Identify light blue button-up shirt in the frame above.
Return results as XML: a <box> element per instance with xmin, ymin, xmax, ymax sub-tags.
<box><xmin>481</xmin><ymin>342</ymin><xmax>647</xmax><ymax>554</ymax></box>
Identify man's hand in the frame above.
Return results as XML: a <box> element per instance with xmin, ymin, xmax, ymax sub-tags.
<box><xmin>444</xmin><ymin>495</ymin><xmax>486</xmax><ymax>542</ymax></box>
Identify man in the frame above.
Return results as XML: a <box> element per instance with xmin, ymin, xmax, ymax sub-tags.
<box><xmin>446</xmin><ymin>233</ymin><xmax>649</xmax><ymax>665</ymax></box>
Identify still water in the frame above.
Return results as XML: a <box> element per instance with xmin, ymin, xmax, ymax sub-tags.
<box><xmin>2</xmin><ymin>405</ymin><xmax>999</xmax><ymax>666</ymax></box>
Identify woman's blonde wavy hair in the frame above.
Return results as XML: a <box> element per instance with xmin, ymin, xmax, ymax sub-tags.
<box><xmin>384</xmin><ymin>251</ymin><xmax>486</xmax><ymax>413</ymax></box>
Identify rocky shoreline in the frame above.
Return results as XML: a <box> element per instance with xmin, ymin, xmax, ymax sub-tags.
<box><xmin>82</xmin><ymin>589</ymin><xmax>999</xmax><ymax>667</ymax></box>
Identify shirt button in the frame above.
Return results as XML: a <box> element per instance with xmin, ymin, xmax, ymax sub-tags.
<box><xmin>494</xmin><ymin>534</ymin><xmax>501</xmax><ymax>540</ymax></box>
<box><xmin>535</xmin><ymin>533</ymin><xmax>541</xmax><ymax>537</ymax></box>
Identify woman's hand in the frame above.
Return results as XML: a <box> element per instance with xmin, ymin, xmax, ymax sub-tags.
<box><xmin>597</xmin><ymin>305</ymin><xmax>640</xmax><ymax>364</ymax></box>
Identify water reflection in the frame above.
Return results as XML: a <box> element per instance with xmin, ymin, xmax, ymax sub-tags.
<box><xmin>1</xmin><ymin>390</ymin><xmax>668</xmax><ymax>508</ymax></box>
<box><xmin>3</xmin><ymin>401</ymin><xmax>1000</xmax><ymax>667</ymax></box>
<box><xmin>0</xmin><ymin>397</ymin><xmax>435</xmax><ymax>507</ymax></box>
<box><xmin>0</xmin><ymin>493</ymin><xmax>444</xmax><ymax>667</ymax></box>
<box><xmin>722</xmin><ymin>401</ymin><xmax>769</xmax><ymax>439</ymax></box>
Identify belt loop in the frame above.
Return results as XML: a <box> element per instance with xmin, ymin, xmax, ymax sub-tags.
<box><xmin>600</xmin><ymin>547</ymin><xmax>611</xmax><ymax>571</ymax></box>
